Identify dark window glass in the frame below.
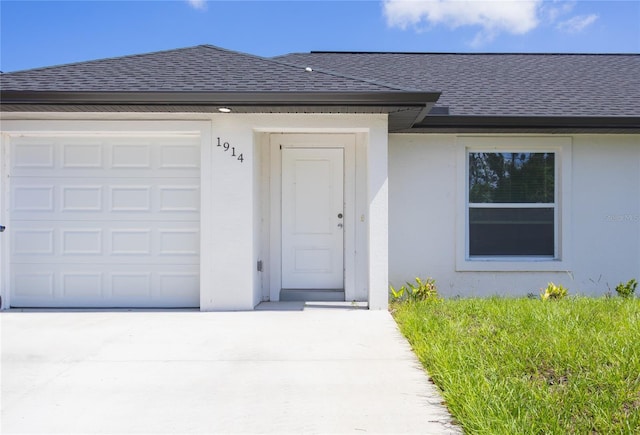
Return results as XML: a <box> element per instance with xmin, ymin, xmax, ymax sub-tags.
<box><xmin>469</xmin><ymin>152</ymin><xmax>554</xmax><ymax>203</ymax></box>
<box><xmin>469</xmin><ymin>208</ymin><xmax>554</xmax><ymax>256</ymax></box>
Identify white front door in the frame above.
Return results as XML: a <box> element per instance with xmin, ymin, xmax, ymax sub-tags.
<box><xmin>281</xmin><ymin>148</ymin><xmax>344</xmax><ymax>289</ymax></box>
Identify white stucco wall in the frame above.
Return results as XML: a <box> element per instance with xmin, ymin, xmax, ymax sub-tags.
<box><xmin>206</xmin><ymin>117</ymin><xmax>257</xmax><ymax>310</ymax></box>
<box><xmin>571</xmin><ymin>135</ymin><xmax>640</xmax><ymax>293</ymax></box>
<box><xmin>0</xmin><ymin>133</ymin><xmax>5</xmax><ymax>308</ymax></box>
<box><xmin>389</xmin><ymin>134</ymin><xmax>640</xmax><ymax>297</ymax></box>
<box><xmin>367</xmin><ymin>123</ymin><xmax>389</xmax><ymax>309</ymax></box>
<box><xmin>3</xmin><ymin>113</ymin><xmax>636</xmax><ymax>304</ymax></box>
<box><xmin>208</xmin><ymin>113</ymin><xmax>388</xmax><ymax>309</ymax></box>
<box><xmin>0</xmin><ymin>112</ymin><xmax>389</xmax><ymax>310</ymax></box>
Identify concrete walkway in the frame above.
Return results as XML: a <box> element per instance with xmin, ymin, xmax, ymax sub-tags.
<box><xmin>1</xmin><ymin>303</ymin><xmax>461</xmax><ymax>434</ymax></box>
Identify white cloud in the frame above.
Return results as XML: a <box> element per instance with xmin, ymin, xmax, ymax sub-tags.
<box><xmin>383</xmin><ymin>0</ymin><xmax>600</xmax><ymax>46</ymax></box>
<box><xmin>469</xmin><ymin>29</ymin><xmax>498</xmax><ymax>48</ymax></box>
<box><xmin>541</xmin><ymin>0</ymin><xmax>576</xmax><ymax>23</ymax></box>
<box><xmin>186</xmin><ymin>0</ymin><xmax>207</xmax><ymax>11</ymax></box>
<box><xmin>557</xmin><ymin>14</ymin><xmax>598</xmax><ymax>33</ymax></box>
<box><xmin>383</xmin><ymin>0</ymin><xmax>542</xmax><ymax>44</ymax></box>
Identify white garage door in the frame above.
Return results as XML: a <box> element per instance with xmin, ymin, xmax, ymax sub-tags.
<box><xmin>8</xmin><ymin>134</ymin><xmax>200</xmax><ymax>308</ymax></box>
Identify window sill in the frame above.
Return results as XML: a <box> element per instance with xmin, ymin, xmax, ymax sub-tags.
<box><xmin>456</xmin><ymin>258</ymin><xmax>571</xmax><ymax>272</ymax></box>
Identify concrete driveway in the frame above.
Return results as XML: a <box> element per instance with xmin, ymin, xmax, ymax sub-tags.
<box><xmin>1</xmin><ymin>303</ymin><xmax>460</xmax><ymax>434</ymax></box>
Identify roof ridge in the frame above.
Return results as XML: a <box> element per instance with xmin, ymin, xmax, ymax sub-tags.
<box><xmin>198</xmin><ymin>44</ymin><xmax>271</xmax><ymax>59</ymax></box>
<box><xmin>306</xmin><ymin>51</ymin><xmax>640</xmax><ymax>56</ymax></box>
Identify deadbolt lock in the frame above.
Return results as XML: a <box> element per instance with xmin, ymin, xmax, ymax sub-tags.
<box><xmin>337</xmin><ymin>213</ymin><xmax>343</xmax><ymax>219</ymax></box>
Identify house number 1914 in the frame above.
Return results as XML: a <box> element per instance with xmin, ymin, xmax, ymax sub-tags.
<box><xmin>217</xmin><ymin>137</ymin><xmax>244</xmax><ymax>163</ymax></box>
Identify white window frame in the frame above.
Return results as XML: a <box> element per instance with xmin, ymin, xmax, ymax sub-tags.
<box><xmin>456</xmin><ymin>136</ymin><xmax>572</xmax><ymax>272</ymax></box>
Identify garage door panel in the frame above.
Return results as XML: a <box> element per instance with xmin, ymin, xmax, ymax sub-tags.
<box><xmin>12</xmin><ymin>185</ymin><xmax>56</xmax><ymax>212</ymax></box>
<box><xmin>11</xmin><ymin>178</ymin><xmax>199</xmax><ymax>220</ymax></box>
<box><xmin>63</xmin><ymin>142</ymin><xmax>104</xmax><ymax>168</ymax></box>
<box><xmin>11</xmin><ymin>221</ymin><xmax>199</xmax><ymax>264</ymax></box>
<box><xmin>12</xmin><ymin>140</ymin><xmax>56</xmax><ymax>169</ymax></box>
<box><xmin>9</xmin><ymin>133</ymin><xmax>200</xmax><ymax>308</ymax></box>
<box><xmin>11</xmin><ymin>136</ymin><xmax>199</xmax><ymax>178</ymax></box>
<box><xmin>12</xmin><ymin>228</ymin><xmax>55</xmax><ymax>255</ymax></box>
<box><xmin>11</xmin><ymin>264</ymin><xmax>199</xmax><ymax>307</ymax></box>
<box><xmin>12</xmin><ymin>271</ymin><xmax>55</xmax><ymax>298</ymax></box>
<box><xmin>12</xmin><ymin>168</ymin><xmax>200</xmax><ymax>179</ymax></box>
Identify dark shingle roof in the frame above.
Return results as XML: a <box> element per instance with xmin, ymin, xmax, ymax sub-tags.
<box><xmin>1</xmin><ymin>44</ymin><xmax>638</xmax><ymax>131</ymax></box>
<box><xmin>275</xmin><ymin>52</ymin><xmax>640</xmax><ymax>118</ymax></box>
<box><xmin>0</xmin><ymin>45</ymin><xmax>409</xmax><ymax>93</ymax></box>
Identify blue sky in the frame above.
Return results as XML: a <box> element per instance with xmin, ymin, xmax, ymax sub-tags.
<box><xmin>1</xmin><ymin>0</ymin><xmax>638</xmax><ymax>72</ymax></box>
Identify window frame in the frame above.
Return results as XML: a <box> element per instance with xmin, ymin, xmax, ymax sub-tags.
<box><xmin>456</xmin><ymin>136</ymin><xmax>572</xmax><ymax>272</ymax></box>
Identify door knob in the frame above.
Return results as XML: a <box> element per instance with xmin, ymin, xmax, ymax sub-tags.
<box><xmin>0</xmin><ymin>225</ymin><xmax>5</xmax><ymax>233</ymax></box>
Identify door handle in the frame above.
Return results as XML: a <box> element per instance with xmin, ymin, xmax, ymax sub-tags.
<box><xmin>337</xmin><ymin>223</ymin><xmax>343</xmax><ymax>228</ymax></box>
<box><xmin>0</xmin><ymin>225</ymin><xmax>5</xmax><ymax>233</ymax></box>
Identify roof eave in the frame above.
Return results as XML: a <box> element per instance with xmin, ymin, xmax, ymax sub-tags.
<box><xmin>407</xmin><ymin>115</ymin><xmax>640</xmax><ymax>133</ymax></box>
<box><xmin>0</xmin><ymin>90</ymin><xmax>440</xmax><ymax>106</ymax></box>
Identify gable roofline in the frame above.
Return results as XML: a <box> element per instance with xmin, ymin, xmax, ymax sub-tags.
<box><xmin>0</xmin><ymin>44</ymin><xmax>441</xmax><ymax>129</ymax></box>
<box><xmin>0</xmin><ymin>44</ymin><xmax>421</xmax><ymax>94</ymax></box>
<box><xmin>6</xmin><ymin>46</ymin><xmax>636</xmax><ymax>75</ymax></box>
<box><xmin>0</xmin><ymin>45</ymin><xmax>209</xmax><ymax>75</ymax></box>
<box><xmin>3</xmin><ymin>45</ymin><xmax>638</xmax><ymax>131</ymax></box>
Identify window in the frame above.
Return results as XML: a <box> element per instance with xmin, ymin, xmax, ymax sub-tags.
<box><xmin>456</xmin><ymin>137</ymin><xmax>571</xmax><ymax>271</ymax></box>
<box><xmin>468</xmin><ymin>152</ymin><xmax>556</xmax><ymax>258</ymax></box>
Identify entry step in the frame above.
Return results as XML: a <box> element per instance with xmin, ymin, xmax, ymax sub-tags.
<box><xmin>280</xmin><ymin>289</ymin><xmax>345</xmax><ymax>302</ymax></box>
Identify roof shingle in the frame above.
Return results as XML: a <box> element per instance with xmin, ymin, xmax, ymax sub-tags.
<box><xmin>0</xmin><ymin>45</ymin><xmax>409</xmax><ymax>93</ymax></box>
<box><xmin>2</xmin><ymin>45</ymin><xmax>639</xmax><ymax>122</ymax></box>
<box><xmin>275</xmin><ymin>52</ymin><xmax>640</xmax><ymax>117</ymax></box>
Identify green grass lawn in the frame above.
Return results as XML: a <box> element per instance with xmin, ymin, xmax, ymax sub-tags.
<box><xmin>392</xmin><ymin>297</ymin><xmax>640</xmax><ymax>434</ymax></box>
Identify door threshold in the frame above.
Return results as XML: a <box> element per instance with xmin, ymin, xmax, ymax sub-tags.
<box><xmin>256</xmin><ymin>301</ymin><xmax>368</xmax><ymax>311</ymax></box>
<box><xmin>280</xmin><ymin>289</ymin><xmax>345</xmax><ymax>302</ymax></box>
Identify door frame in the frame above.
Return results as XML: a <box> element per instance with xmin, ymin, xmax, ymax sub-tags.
<box><xmin>269</xmin><ymin>133</ymin><xmax>356</xmax><ymax>301</ymax></box>
<box><xmin>0</xmin><ymin>134</ymin><xmax>8</xmax><ymax>308</ymax></box>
